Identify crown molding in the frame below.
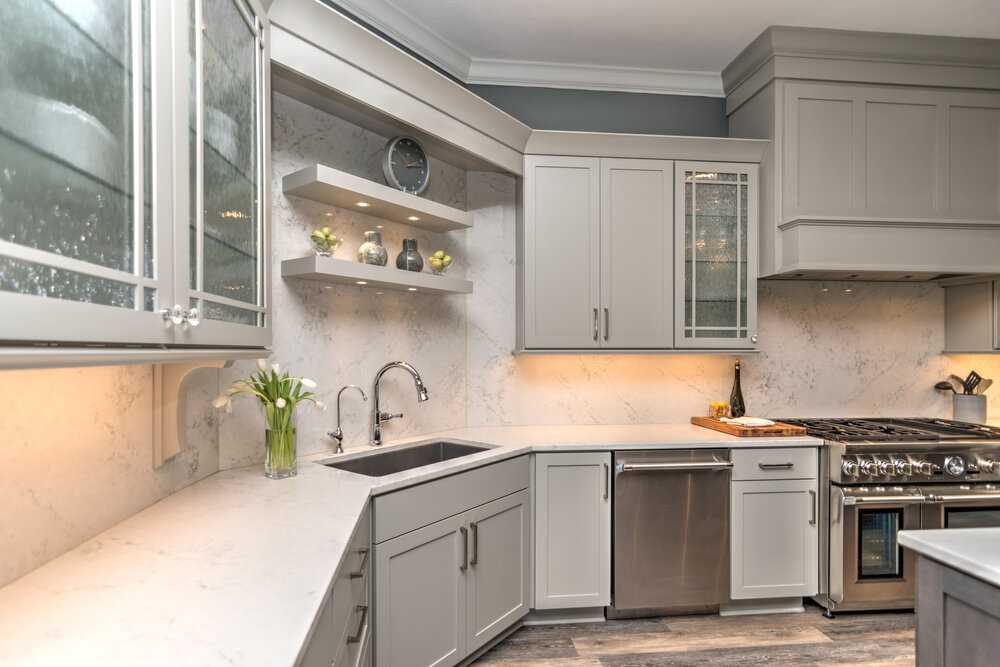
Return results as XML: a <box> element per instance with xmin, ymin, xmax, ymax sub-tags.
<box><xmin>327</xmin><ymin>0</ymin><xmax>472</xmax><ymax>80</ymax></box>
<box><xmin>467</xmin><ymin>59</ymin><xmax>724</xmax><ymax>97</ymax></box>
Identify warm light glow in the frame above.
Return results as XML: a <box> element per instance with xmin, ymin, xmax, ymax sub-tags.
<box><xmin>407</xmin><ymin>216</ymin><xmax>420</xmax><ymax>221</ymax></box>
<box><xmin>408</xmin><ymin>287</ymin><xmax>417</xmax><ymax>291</ymax></box>
<box><xmin>356</xmin><ymin>201</ymin><xmax>370</xmax><ymax>207</ymax></box>
<box><xmin>356</xmin><ymin>281</ymin><xmax>367</xmax><ymax>285</ymax></box>
<box><xmin>376</xmin><ymin>224</ymin><xmax>384</xmax><ymax>229</ymax></box>
<box><xmin>218</xmin><ymin>210</ymin><xmax>250</xmax><ymax>219</ymax></box>
<box><xmin>324</xmin><ymin>212</ymin><xmax>333</xmax><ymax>217</ymax></box>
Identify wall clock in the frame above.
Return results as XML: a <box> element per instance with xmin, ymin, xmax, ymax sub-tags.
<box><xmin>382</xmin><ymin>136</ymin><xmax>429</xmax><ymax>194</ymax></box>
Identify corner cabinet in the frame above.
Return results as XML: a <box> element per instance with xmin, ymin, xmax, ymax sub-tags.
<box><xmin>0</xmin><ymin>0</ymin><xmax>270</xmax><ymax>354</ymax></box>
<box><xmin>534</xmin><ymin>452</ymin><xmax>611</xmax><ymax>609</ymax></box>
<box><xmin>943</xmin><ymin>280</ymin><xmax>1000</xmax><ymax>353</ymax></box>
<box><xmin>519</xmin><ymin>151</ymin><xmax>758</xmax><ymax>352</ymax></box>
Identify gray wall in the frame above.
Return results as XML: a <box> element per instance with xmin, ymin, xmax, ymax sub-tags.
<box><xmin>468</xmin><ymin>85</ymin><xmax>728</xmax><ymax>136</ymax></box>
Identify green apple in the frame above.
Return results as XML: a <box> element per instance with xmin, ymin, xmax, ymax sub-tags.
<box><xmin>320</xmin><ymin>226</ymin><xmax>332</xmax><ymax>236</ymax></box>
<box><xmin>433</xmin><ymin>250</ymin><xmax>445</xmax><ymax>259</ymax></box>
<box><xmin>442</xmin><ymin>255</ymin><xmax>452</xmax><ymax>267</ymax></box>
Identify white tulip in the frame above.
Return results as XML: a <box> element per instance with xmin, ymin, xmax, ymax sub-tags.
<box><xmin>256</xmin><ymin>359</ymin><xmax>267</xmax><ymax>372</ymax></box>
<box><xmin>271</xmin><ymin>363</ymin><xmax>281</xmax><ymax>375</ymax></box>
<box><xmin>300</xmin><ymin>378</ymin><xmax>317</xmax><ymax>389</ymax></box>
<box><xmin>275</xmin><ymin>397</ymin><xmax>287</xmax><ymax>409</ymax></box>
<box><xmin>212</xmin><ymin>394</ymin><xmax>231</xmax><ymax>409</ymax></box>
<box><xmin>313</xmin><ymin>400</ymin><xmax>326</xmax><ymax>411</ymax></box>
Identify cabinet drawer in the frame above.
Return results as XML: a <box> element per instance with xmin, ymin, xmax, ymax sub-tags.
<box><xmin>373</xmin><ymin>455</ymin><xmax>529</xmax><ymax>543</ymax></box>
<box><xmin>732</xmin><ymin>448</ymin><xmax>817</xmax><ymax>481</ymax></box>
<box><xmin>332</xmin><ymin>505</ymin><xmax>371</xmax><ymax>649</ymax></box>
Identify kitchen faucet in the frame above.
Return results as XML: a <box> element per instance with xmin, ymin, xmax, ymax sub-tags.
<box><xmin>328</xmin><ymin>385</ymin><xmax>367</xmax><ymax>453</ymax></box>
<box><xmin>371</xmin><ymin>361</ymin><xmax>429</xmax><ymax>446</ymax></box>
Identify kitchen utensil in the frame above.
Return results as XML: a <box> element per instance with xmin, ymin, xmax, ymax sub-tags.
<box><xmin>720</xmin><ymin>416</ymin><xmax>775</xmax><ymax>427</ymax></box>
<box><xmin>935</xmin><ymin>381</ymin><xmax>957</xmax><ymax>393</ymax></box>
<box><xmin>950</xmin><ymin>374</ymin><xmax>967</xmax><ymax>392</ymax></box>
<box><xmin>978</xmin><ymin>379</ymin><xmax>993</xmax><ymax>395</ymax></box>
<box><xmin>963</xmin><ymin>370</ymin><xmax>983</xmax><ymax>395</ymax></box>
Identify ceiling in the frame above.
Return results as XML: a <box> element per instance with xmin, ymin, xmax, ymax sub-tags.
<box><xmin>328</xmin><ymin>0</ymin><xmax>1000</xmax><ymax>96</ymax></box>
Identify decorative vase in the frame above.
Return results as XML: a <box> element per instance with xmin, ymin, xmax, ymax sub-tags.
<box><xmin>358</xmin><ymin>231</ymin><xmax>388</xmax><ymax>266</ymax></box>
<box><xmin>265</xmin><ymin>427</ymin><xmax>297</xmax><ymax>479</ymax></box>
<box><xmin>395</xmin><ymin>238</ymin><xmax>423</xmax><ymax>272</ymax></box>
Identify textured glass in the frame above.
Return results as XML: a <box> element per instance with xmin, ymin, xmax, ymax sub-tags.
<box><xmin>144</xmin><ymin>286</ymin><xmax>156</xmax><ymax>312</ymax></box>
<box><xmin>142</xmin><ymin>1</ymin><xmax>153</xmax><ymax>279</ymax></box>
<box><xmin>196</xmin><ymin>0</ymin><xmax>259</xmax><ymax>308</ymax></box>
<box><xmin>696</xmin><ymin>171</ymin><xmax>737</xmax><ymax>182</ymax></box>
<box><xmin>692</xmin><ymin>182</ymin><xmax>738</xmax><ymax>332</ymax></box>
<box><xmin>696</xmin><ymin>329</ymin><xmax>738</xmax><ymax>338</ymax></box>
<box><xmin>0</xmin><ymin>257</ymin><xmax>134</xmax><ymax>308</ymax></box>
<box><xmin>740</xmin><ymin>184</ymin><xmax>748</xmax><ymax>327</ymax></box>
<box><xmin>684</xmin><ymin>182</ymin><xmax>693</xmax><ymax>327</ymax></box>
<box><xmin>0</xmin><ymin>0</ymin><xmax>136</xmax><ymax>274</ymax></box>
<box><xmin>203</xmin><ymin>300</ymin><xmax>257</xmax><ymax>326</ymax></box>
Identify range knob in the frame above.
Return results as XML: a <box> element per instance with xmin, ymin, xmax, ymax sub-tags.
<box><xmin>944</xmin><ymin>455</ymin><xmax>967</xmax><ymax>477</ymax></box>
<box><xmin>915</xmin><ymin>460</ymin><xmax>936</xmax><ymax>476</ymax></box>
<box><xmin>894</xmin><ymin>460</ymin><xmax>913</xmax><ymax>476</ymax></box>
<box><xmin>980</xmin><ymin>459</ymin><xmax>998</xmax><ymax>474</ymax></box>
<box><xmin>877</xmin><ymin>460</ymin><xmax>894</xmax><ymax>476</ymax></box>
<box><xmin>841</xmin><ymin>460</ymin><xmax>859</xmax><ymax>477</ymax></box>
<box><xmin>859</xmin><ymin>460</ymin><xmax>879</xmax><ymax>476</ymax></box>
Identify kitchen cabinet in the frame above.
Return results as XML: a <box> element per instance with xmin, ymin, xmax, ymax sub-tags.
<box><xmin>730</xmin><ymin>448</ymin><xmax>819</xmax><ymax>600</ymax></box>
<box><xmin>944</xmin><ymin>280</ymin><xmax>1000</xmax><ymax>353</ymax></box>
<box><xmin>373</xmin><ymin>457</ymin><xmax>529</xmax><ymax>667</ymax></box>
<box><xmin>0</xmin><ymin>0</ymin><xmax>270</xmax><ymax>354</ymax></box>
<box><xmin>675</xmin><ymin>162</ymin><xmax>758</xmax><ymax>348</ymax></box>
<box><xmin>298</xmin><ymin>504</ymin><xmax>371</xmax><ymax>667</ymax></box>
<box><xmin>724</xmin><ymin>27</ymin><xmax>1000</xmax><ymax>279</ymax></box>
<box><xmin>534</xmin><ymin>452</ymin><xmax>611</xmax><ymax>609</ymax></box>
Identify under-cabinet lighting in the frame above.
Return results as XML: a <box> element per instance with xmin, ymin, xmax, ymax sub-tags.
<box><xmin>324</xmin><ymin>212</ymin><xmax>333</xmax><ymax>217</ymax></box>
<box><xmin>408</xmin><ymin>287</ymin><xmax>417</xmax><ymax>292</ymax></box>
<box><xmin>356</xmin><ymin>281</ymin><xmax>367</xmax><ymax>285</ymax></box>
<box><xmin>356</xmin><ymin>201</ymin><xmax>370</xmax><ymax>207</ymax></box>
<box><xmin>407</xmin><ymin>216</ymin><xmax>420</xmax><ymax>221</ymax></box>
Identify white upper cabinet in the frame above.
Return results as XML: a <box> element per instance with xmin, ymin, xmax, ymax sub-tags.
<box><xmin>0</xmin><ymin>0</ymin><xmax>270</xmax><ymax>354</ymax></box>
<box><xmin>724</xmin><ymin>27</ymin><xmax>1000</xmax><ymax>280</ymax></box>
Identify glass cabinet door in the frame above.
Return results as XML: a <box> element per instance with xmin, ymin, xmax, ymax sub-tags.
<box><xmin>674</xmin><ymin>162</ymin><xmax>758</xmax><ymax>349</ymax></box>
<box><xmin>0</xmin><ymin>0</ymin><xmax>171</xmax><ymax>344</ymax></box>
<box><xmin>179</xmin><ymin>0</ymin><xmax>269</xmax><ymax>347</ymax></box>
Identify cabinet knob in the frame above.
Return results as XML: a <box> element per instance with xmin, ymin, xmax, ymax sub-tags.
<box><xmin>183</xmin><ymin>307</ymin><xmax>200</xmax><ymax>327</ymax></box>
<box><xmin>161</xmin><ymin>305</ymin><xmax>184</xmax><ymax>325</ymax></box>
<box><xmin>751</xmin><ymin>335</ymin><xmax>758</xmax><ymax>344</ymax></box>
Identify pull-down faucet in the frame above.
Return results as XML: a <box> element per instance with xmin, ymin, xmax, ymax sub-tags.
<box><xmin>371</xmin><ymin>361</ymin><xmax>429</xmax><ymax>446</ymax></box>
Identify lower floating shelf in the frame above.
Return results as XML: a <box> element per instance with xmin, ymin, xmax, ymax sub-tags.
<box><xmin>281</xmin><ymin>256</ymin><xmax>473</xmax><ymax>295</ymax></box>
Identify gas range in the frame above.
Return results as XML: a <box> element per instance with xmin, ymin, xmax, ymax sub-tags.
<box><xmin>780</xmin><ymin>418</ymin><xmax>1000</xmax><ymax>485</ymax></box>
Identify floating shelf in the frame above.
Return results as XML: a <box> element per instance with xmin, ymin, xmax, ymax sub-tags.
<box><xmin>282</xmin><ymin>164</ymin><xmax>474</xmax><ymax>232</ymax></box>
<box><xmin>281</xmin><ymin>256</ymin><xmax>473</xmax><ymax>295</ymax></box>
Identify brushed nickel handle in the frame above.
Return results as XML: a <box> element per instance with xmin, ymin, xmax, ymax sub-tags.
<box><xmin>470</xmin><ymin>522</ymin><xmax>478</xmax><ymax>566</ymax></box>
<box><xmin>459</xmin><ymin>526</ymin><xmax>468</xmax><ymax>571</ymax></box>
<box><xmin>844</xmin><ymin>495</ymin><xmax>926</xmax><ymax>506</ymax></box>
<box><xmin>759</xmin><ymin>462</ymin><xmax>795</xmax><ymax>470</ymax></box>
<box><xmin>593</xmin><ymin>308</ymin><xmax>599</xmax><ymax>341</ymax></box>
<box><xmin>347</xmin><ymin>605</ymin><xmax>368</xmax><ymax>643</ymax></box>
<box><xmin>809</xmin><ymin>489</ymin><xmax>816</xmax><ymax>526</ymax></box>
<box><xmin>603</xmin><ymin>462</ymin><xmax>610</xmax><ymax>500</ymax></box>
<box><xmin>350</xmin><ymin>547</ymin><xmax>370</xmax><ymax>579</ymax></box>
<box><xmin>604</xmin><ymin>308</ymin><xmax>609</xmax><ymax>341</ymax></box>
<box><xmin>620</xmin><ymin>461</ymin><xmax>733</xmax><ymax>472</ymax></box>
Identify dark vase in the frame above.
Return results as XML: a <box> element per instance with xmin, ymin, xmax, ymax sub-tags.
<box><xmin>395</xmin><ymin>238</ymin><xmax>424</xmax><ymax>272</ymax></box>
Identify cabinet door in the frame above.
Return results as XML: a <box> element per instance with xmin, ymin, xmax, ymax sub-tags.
<box><xmin>600</xmin><ymin>159</ymin><xmax>674</xmax><ymax>348</ymax></box>
<box><xmin>731</xmin><ymin>478</ymin><xmax>818</xmax><ymax>599</ymax></box>
<box><xmin>466</xmin><ymin>490</ymin><xmax>530</xmax><ymax>654</ymax></box>
<box><xmin>375</xmin><ymin>514</ymin><xmax>465</xmax><ymax>667</ymax></box>
<box><xmin>534</xmin><ymin>452</ymin><xmax>611</xmax><ymax>609</ymax></box>
<box><xmin>522</xmin><ymin>156</ymin><xmax>600</xmax><ymax>349</ymax></box>
<box><xmin>179</xmin><ymin>0</ymin><xmax>270</xmax><ymax>347</ymax></box>
<box><xmin>674</xmin><ymin>162</ymin><xmax>758</xmax><ymax>349</ymax></box>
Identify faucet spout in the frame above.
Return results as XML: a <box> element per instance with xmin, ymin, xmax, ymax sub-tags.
<box><xmin>372</xmin><ymin>361</ymin><xmax>429</xmax><ymax>446</ymax></box>
<box><xmin>329</xmin><ymin>385</ymin><xmax>367</xmax><ymax>453</ymax></box>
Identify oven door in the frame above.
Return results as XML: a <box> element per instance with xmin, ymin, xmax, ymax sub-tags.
<box><xmin>919</xmin><ymin>484</ymin><xmax>1000</xmax><ymax>529</ymax></box>
<box><xmin>830</xmin><ymin>485</ymin><xmax>924</xmax><ymax>610</ymax></box>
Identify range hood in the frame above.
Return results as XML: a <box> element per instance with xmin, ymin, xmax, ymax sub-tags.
<box><xmin>723</xmin><ymin>26</ymin><xmax>1000</xmax><ymax>281</ymax></box>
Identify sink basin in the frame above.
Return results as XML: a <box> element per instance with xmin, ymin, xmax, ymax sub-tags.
<box><xmin>321</xmin><ymin>441</ymin><xmax>490</xmax><ymax>477</ymax></box>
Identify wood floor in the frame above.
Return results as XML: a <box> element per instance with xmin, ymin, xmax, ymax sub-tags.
<box><xmin>473</xmin><ymin>605</ymin><xmax>915</xmax><ymax>666</ymax></box>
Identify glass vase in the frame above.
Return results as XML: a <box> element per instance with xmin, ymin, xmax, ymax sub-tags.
<box><xmin>264</xmin><ymin>427</ymin><xmax>297</xmax><ymax>479</ymax></box>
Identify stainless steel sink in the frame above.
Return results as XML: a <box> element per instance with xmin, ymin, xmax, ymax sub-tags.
<box><xmin>320</xmin><ymin>441</ymin><xmax>490</xmax><ymax>477</ymax></box>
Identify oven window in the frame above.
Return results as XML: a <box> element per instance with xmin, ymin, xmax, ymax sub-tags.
<box><xmin>946</xmin><ymin>508</ymin><xmax>1000</xmax><ymax>528</ymax></box>
<box><xmin>858</xmin><ymin>509</ymin><xmax>903</xmax><ymax>579</ymax></box>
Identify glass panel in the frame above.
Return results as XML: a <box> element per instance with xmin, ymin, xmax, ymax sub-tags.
<box><xmin>695</xmin><ymin>171</ymin><xmax>737</xmax><ymax>181</ymax></box>
<box><xmin>0</xmin><ymin>257</ymin><xmax>134</xmax><ymax>308</ymax></box>
<box><xmin>195</xmin><ymin>0</ymin><xmax>260</xmax><ymax>311</ymax></box>
<box><xmin>740</xmin><ymin>183</ymin><xmax>748</xmax><ymax>328</ymax></box>
<box><xmin>0</xmin><ymin>0</ymin><xmax>137</xmax><ymax>275</ymax></box>
<box><xmin>946</xmin><ymin>508</ymin><xmax>1000</xmax><ymax>528</ymax></box>
<box><xmin>203</xmin><ymin>300</ymin><xmax>257</xmax><ymax>326</ymax></box>
<box><xmin>684</xmin><ymin>182</ymin><xmax>693</xmax><ymax>327</ymax></box>
<box><xmin>691</xmin><ymin>182</ymin><xmax>738</xmax><ymax>334</ymax></box>
<box><xmin>858</xmin><ymin>510</ymin><xmax>902</xmax><ymax>578</ymax></box>
<box><xmin>144</xmin><ymin>286</ymin><xmax>156</xmax><ymax>312</ymax></box>
<box><xmin>142</xmin><ymin>0</ymin><xmax>153</xmax><ymax>280</ymax></box>
<box><xmin>695</xmin><ymin>329</ymin><xmax>738</xmax><ymax>338</ymax></box>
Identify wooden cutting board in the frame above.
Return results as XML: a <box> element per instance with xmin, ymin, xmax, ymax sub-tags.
<box><xmin>691</xmin><ymin>416</ymin><xmax>807</xmax><ymax>437</ymax></box>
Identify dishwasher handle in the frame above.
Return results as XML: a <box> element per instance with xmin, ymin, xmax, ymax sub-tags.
<box><xmin>618</xmin><ymin>460</ymin><xmax>733</xmax><ymax>473</ymax></box>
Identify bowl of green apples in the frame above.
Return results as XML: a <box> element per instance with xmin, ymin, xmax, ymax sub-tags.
<box><xmin>309</xmin><ymin>227</ymin><xmax>341</xmax><ymax>256</ymax></box>
<box><xmin>427</xmin><ymin>250</ymin><xmax>453</xmax><ymax>275</ymax></box>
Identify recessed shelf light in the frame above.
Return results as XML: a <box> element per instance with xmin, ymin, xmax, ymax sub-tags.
<box><xmin>356</xmin><ymin>201</ymin><xmax>370</xmax><ymax>207</ymax></box>
<box><xmin>407</xmin><ymin>287</ymin><xmax>417</xmax><ymax>292</ymax></box>
<box><xmin>356</xmin><ymin>281</ymin><xmax>368</xmax><ymax>285</ymax></box>
<box><xmin>407</xmin><ymin>216</ymin><xmax>420</xmax><ymax>221</ymax></box>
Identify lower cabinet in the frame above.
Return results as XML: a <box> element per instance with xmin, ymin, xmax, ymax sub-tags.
<box><xmin>534</xmin><ymin>452</ymin><xmax>612</xmax><ymax>609</ymax></box>
<box><xmin>373</xmin><ymin>456</ymin><xmax>530</xmax><ymax>667</ymax></box>
<box><xmin>730</xmin><ymin>448</ymin><xmax>819</xmax><ymax>600</ymax></box>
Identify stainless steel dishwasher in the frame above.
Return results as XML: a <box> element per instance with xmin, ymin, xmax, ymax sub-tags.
<box><xmin>608</xmin><ymin>449</ymin><xmax>732</xmax><ymax>618</ymax></box>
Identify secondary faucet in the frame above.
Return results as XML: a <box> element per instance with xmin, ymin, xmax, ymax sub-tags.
<box><xmin>328</xmin><ymin>385</ymin><xmax>367</xmax><ymax>453</ymax></box>
<box><xmin>371</xmin><ymin>361</ymin><xmax>429</xmax><ymax>446</ymax></box>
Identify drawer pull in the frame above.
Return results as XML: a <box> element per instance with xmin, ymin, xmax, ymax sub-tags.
<box><xmin>350</xmin><ymin>547</ymin><xmax>370</xmax><ymax>579</ymax></box>
<box><xmin>809</xmin><ymin>489</ymin><xmax>816</xmax><ymax>526</ymax></box>
<box><xmin>758</xmin><ymin>462</ymin><xmax>794</xmax><ymax>470</ymax></box>
<box><xmin>470</xmin><ymin>522</ymin><xmax>479</xmax><ymax>566</ymax></box>
<box><xmin>459</xmin><ymin>526</ymin><xmax>468</xmax><ymax>571</ymax></box>
<box><xmin>347</xmin><ymin>605</ymin><xmax>368</xmax><ymax>644</ymax></box>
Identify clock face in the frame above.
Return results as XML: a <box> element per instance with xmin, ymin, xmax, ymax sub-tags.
<box><xmin>383</xmin><ymin>136</ymin><xmax>429</xmax><ymax>194</ymax></box>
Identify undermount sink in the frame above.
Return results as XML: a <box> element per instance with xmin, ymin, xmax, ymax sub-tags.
<box><xmin>320</xmin><ymin>441</ymin><xmax>490</xmax><ymax>477</ymax></box>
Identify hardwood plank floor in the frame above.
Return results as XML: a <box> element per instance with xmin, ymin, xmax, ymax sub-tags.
<box><xmin>473</xmin><ymin>606</ymin><xmax>915</xmax><ymax>666</ymax></box>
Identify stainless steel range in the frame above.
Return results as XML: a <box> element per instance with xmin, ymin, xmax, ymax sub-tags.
<box><xmin>780</xmin><ymin>417</ymin><xmax>1000</xmax><ymax>616</ymax></box>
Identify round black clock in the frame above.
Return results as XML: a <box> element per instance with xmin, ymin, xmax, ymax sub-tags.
<box><xmin>382</xmin><ymin>136</ymin><xmax>429</xmax><ymax>194</ymax></box>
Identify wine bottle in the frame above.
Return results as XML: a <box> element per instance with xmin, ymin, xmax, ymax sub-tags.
<box><xmin>729</xmin><ymin>360</ymin><xmax>746</xmax><ymax>418</ymax></box>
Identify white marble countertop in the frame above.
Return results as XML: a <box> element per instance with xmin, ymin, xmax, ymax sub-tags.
<box><xmin>899</xmin><ymin>528</ymin><xmax>1000</xmax><ymax>588</ymax></box>
<box><xmin>0</xmin><ymin>423</ymin><xmax>820</xmax><ymax>666</ymax></box>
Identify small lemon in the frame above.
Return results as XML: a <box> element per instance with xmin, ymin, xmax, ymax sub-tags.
<box><xmin>433</xmin><ymin>250</ymin><xmax>446</xmax><ymax>259</ymax></box>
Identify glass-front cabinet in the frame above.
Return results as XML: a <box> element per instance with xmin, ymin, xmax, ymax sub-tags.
<box><xmin>0</xmin><ymin>0</ymin><xmax>269</xmax><ymax>350</ymax></box>
<box><xmin>674</xmin><ymin>161</ymin><xmax>758</xmax><ymax>349</ymax></box>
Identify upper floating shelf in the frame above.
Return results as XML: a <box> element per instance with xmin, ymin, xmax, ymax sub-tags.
<box><xmin>282</xmin><ymin>164</ymin><xmax>474</xmax><ymax>232</ymax></box>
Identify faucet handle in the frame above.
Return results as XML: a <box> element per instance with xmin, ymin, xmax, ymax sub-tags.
<box><xmin>328</xmin><ymin>428</ymin><xmax>345</xmax><ymax>453</ymax></box>
<box><xmin>379</xmin><ymin>411</ymin><xmax>403</xmax><ymax>421</ymax></box>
